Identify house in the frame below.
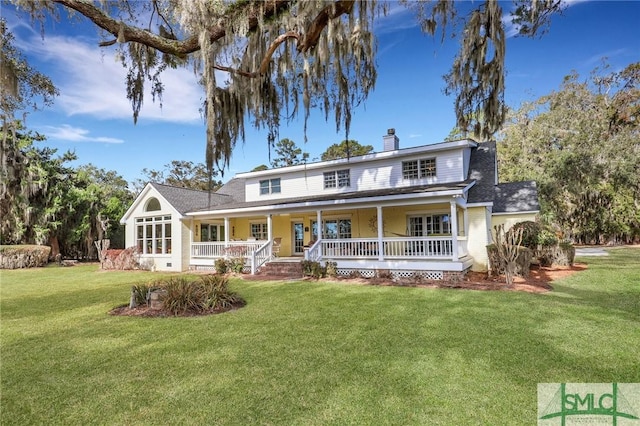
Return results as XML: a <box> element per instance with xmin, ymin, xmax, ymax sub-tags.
<box><xmin>120</xmin><ymin>130</ymin><xmax>539</xmax><ymax>279</ymax></box>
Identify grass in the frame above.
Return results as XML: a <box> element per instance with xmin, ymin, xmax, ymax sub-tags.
<box><xmin>1</xmin><ymin>249</ymin><xmax>639</xmax><ymax>425</ymax></box>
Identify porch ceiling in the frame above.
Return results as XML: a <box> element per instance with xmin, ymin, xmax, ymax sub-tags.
<box><xmin>187</xmin><ymin>180</ymin><xmax>474</xmax><ymax>218</ymax></box>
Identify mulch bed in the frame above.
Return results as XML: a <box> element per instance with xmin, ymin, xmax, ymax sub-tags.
<box><xmin>109</xmin><ymin>264</ymin><xmax>586</xmax><ymax>317</ymax></box>
<box><xmin>246</xmin><ymin>264</ymin><xmax>588</xmax><ymax>294</ymax></box>
<box><xmin>109</xmin><ymin>300</ymin><xmax>246</xmax><ymax>318</ymax></box>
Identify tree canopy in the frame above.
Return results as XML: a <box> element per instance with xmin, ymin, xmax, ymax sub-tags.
<box><xmin>321</xmin><ymin>139</ymin><xmax>373</xmax><ymax>161</ymax></box>
<box><xmin>10</xmin><ymin>0</ymin><xmax>563</xmax><ymax>175</ymax></box>
<box><xmin>133</xmin><ymin>160</ymin><xmax>221</xmax><ymax>193</ymax></box>
<box><xmin>271</xmin><ymin>138</ymin><xmax>310</xmax><ymax>168</ymax></box>
<box><xmin>498</xmin><ymin>62</ymin><xmax>640</xmax><ymax>244</ymax></box>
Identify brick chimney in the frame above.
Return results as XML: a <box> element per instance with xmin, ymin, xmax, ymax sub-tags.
<box><xmin>383</xmin><ymin>128</ymin><xmax>399</xmax><ymax>151</ymax></box>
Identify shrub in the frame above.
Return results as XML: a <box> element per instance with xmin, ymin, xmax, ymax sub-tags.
<box><xmin>347</xmin><ymin>270</ymin><xmax>362</xmax><ymax>279</ymax></box>
<box><xmin>301</xmin><ymin>260</ymin><xmax>326</xmax><ymax>279</ymax></box>
<box><xmin>230</xmin><ymin>257</ymin><xmax>246</xmax><ymax>274</ymax></box>
<box><xmin>130</xmin><ymin>283</ymin><xmax>152</xmax><ymax>307</ymax></box>
<box><xmin>536</xmin><ymin>242</ymin><xmax>575</xmax><ymax>267</ymax></box>
<box><xmin>199</xmin><ymin>274</ymin><xmax>243</xmax><ymax>310</ymax></box>
<box><xmin>537</xmin><ymin>229</ymin><xmax>559</xmax><ymax>247</ymax></box>
<box><xmin>487</xmin><ymin>244</ymin><xmax>533</xmax><ymax>279</ymax></box>
<box><xmin>509</xmin><ymin>221</ymin><xmax>541</xmax><ymax>250</ymax></box>
<box><xmin>0</xmin><ymin>245</ymin><xmax>51</xmax><ymax>269</ymax></box>
<box><xmin>325</xmin><ymin>261</ymin><xmax>338</xmax><ymax>277</ymax></box>
<box><xmin>147</xmin><ymin>275</ymin><xmax>245</xmax><ymax>316</ymax></box>
<box><xmin>376</xmin><ymin>269</ymin><xmax>393</xmax><ymax>280</ymax></box>
<box><xmin>162</xmin><ymin>277</ymin><xmax>202</xmax><ymax>315</ymax></box>
<box><xmin>214</xmin><ymin>258</ymin><xmax>229</xmax><ymax>274</ymax></box>
<box><xmin>510</xmin><ymin>221</ymin><xmax>560</xmax><ymax>250</ymax></box>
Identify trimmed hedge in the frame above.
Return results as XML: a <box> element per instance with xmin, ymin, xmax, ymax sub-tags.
<box><xmin>486</xmin><ymin>244</ymin><xmax>533</xmax><ymax>278</ymax></box>
<box><xmin>0</xmin><ymin>245</ymin><xmax>51</xmax><ymax>269</ymax></box>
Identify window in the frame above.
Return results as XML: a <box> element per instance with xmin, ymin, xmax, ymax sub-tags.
<box><xmin>324</xmin><ymin>169</ymin><xmax>350</xmax><ymax>189</ymax></box>
<box><xmin>402</xmin><ymin>158</ymin><xmax>436</xmax><ymax>180</ymax></box>
<box><xmin>201</xmin><ymin>224</ymin><xmax>225</xmax><ymax>242</ymax></box>
<box><xmin>407</xmin><ymin>214</ymin><xmax>450</xmax><ymax>236</ymax></box>
<box><xmin>259</xmin><ymin>178</ymin><xmax>281</xmax><ymax>195</ymax></box>
<box><xmin>420</xmin><ymin>158</ymin><xmax>436</xmax><ymax>178</ymax></box>
<box><xmin>250</xmin><ymin>223</ymin><xmax>268</xmax><ymax>240</ymax></box>
<box><xmin>145</xmin><ymin>197</ymin><xmax>161</xmax><ymax>211</ymax></box>
<box><xmin>136</xmin><ymin>215</ymin><xmax>172</xmax><ymax>254</ymax></box>
<box><xmin>402</xmin><ymin>161</ymin><xmax>419</xmax><ymax>179</ymax></box>
<box><xmin>311</xmin><ymin>219</ymin><xmax>352</xmax><ymax>239</ymax></box>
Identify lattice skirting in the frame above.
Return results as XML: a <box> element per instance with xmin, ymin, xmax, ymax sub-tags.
<box><xmin>336</xmin><ymin>269</ymin><xmax>445</xmax><ymax>281</ymax></box>
<box><xmin>391</xmin><ymin>270</ymin><xmax>444</xmax><ymax>281</ymax></box>
<box><xmin>191</xmin><ymin>265</ymin><xmax>216</xmax><ymax>271</ymax></box>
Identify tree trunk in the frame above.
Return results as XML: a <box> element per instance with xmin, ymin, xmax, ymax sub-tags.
<box><xmin>48</xmin><ymin>235</ymin><xmax>61</xmax><ymax>261</ymax></box>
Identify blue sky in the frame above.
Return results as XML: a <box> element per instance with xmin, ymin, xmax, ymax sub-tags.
<box><xmin>5</xmin><ymin>1</ymin><xmax>639</xmax><ymax>184</ymax></box>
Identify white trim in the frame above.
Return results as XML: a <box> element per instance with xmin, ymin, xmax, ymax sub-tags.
<box><xmin>120</xmin><ymin>183</ymin><xmax>185</xmax><ymax>224</ymax></box>
<box><xmin>235</xmin><ymin>140</ymin><xmax>478</xmax><ymax>178</ymax></box>
<box><xmin>466</xmin><ymin>202</ymin><xmax>493</xmax><ymax>208</ymax></box>
<box><xmin>491</xmin><ymin>210</ymin><xmax>540</xmax><ymax>216</ymax></box>
<box><xmin>187</xmin><ymin>188</ymin><xmax>470</xmax><ymax>217</ymax></box>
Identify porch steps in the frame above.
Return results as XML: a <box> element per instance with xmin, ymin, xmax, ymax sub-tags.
<box><xmin>256</xmin><ymin>260</ymin><xmax>303</xmax><ymax>279</ymax></box>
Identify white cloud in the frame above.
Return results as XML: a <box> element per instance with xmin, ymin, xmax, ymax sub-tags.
<box><xmin>19</xmin><ymin>32</ymin><xmax>204</xmax><ymax>124</ymax></box>
<box><xmin>408</xmin><ymin>133</ymin><xmax>422</xmax><ymax>139</ymax></box>
<box><xmin>582</xmin><ymin>48</ymin><xmax>628</xmax><ymax>67</ymax></box>
<box><xmin>374</xmin><ymin>4</ymin><xmax>419</xmax><ymax>35</ymax></box>
<box><xmin>42</xmin><ymin>124</ymin><xmax>124</xmax><ymax>144</ymax></box>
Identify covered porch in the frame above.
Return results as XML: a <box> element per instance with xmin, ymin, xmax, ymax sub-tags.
<box><xmin>187</xmin><ymin>190</ymin><xmax>477</xmax><ymax>277</ymax></box>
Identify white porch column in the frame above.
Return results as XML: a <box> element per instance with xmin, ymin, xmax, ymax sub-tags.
<box><xmin>450</xmin><ymin>200</ymin><xmax>459</xmax><ymax>261</ymax></box>
<box><xmin>316</xmin><ymin>210</ymin><xmax>323</xmax><ymax>239</ymax></box>
<box><xmin>267</xmin><ymin>214</ymin><xmax>273</xmax><ymax>241</ymax></box>
<box><xmin>377</xmin><ymin>206</ymin><xmax>384</xmax><ymax>261</ymax></box>
<box><xmin>463</xmin><ymin>207</ymin><xmax>469</xmax><ymax>237</ymax></box>
<box><xmin>189</xmin><ymin>219</ymin><xmax>195</xmax><ymax>259</ymax></box>
<box><xmin>224</xmin><ymin>217</ymin><xmax>230</xmax><ymax>246</ymax></box>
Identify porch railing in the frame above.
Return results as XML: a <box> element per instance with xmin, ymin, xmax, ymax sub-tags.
<box><xmin>250</xmin><ymin>240</ymin><xmax>273</xmax><ymax>274</ymax></box>
<box><xmin>191</xmin><ymin>241</ymin><xmax>264</xmax><ymax>258</ymax></box>
<box><xmin>302</xmin><ymin>236</ymin><xmax>464</xmax><ymax>261</ymax></box>
<box><xmin>194</xmin><ymin>236</ymin><xmax>468</xmax><ymax>271</ymax></box>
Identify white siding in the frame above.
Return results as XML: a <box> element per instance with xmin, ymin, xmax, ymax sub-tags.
<box><xmin>244</xmin><ymin>148</ymin><xmax>467</xmax><ymax>202</ymax></box>
<box><xmin>122</xmin><ymin>186</ymin><xmax>185</xmax><ymax>272</ymax></box>
<box><xmin>466</xmin><ymin>206</ymin><xmax>491</xmax><ymax>272</ymax></box>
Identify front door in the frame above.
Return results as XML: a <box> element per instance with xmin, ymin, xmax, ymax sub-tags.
<box><xmin>292</xmin><ymin>223</ymin><xmax>304</xmax><ymax>255</ymax></box>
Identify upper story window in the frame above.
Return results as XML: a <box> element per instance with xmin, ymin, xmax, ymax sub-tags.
<box><xmin>324</xmin><ymin>169</ymin><xmax>350</xmax><ymax>189</ymax></box>
<box><xmin>145</xmin><ymin>197</ymin><xmax>161</xmax><ymax>211</ymax></box>
<box><xmin>402</xmin><ymin>158</ymin><xmax>436</xmax><ymax>180</ymax></box>
<box><xmin>260</xmin><ymin>178</ymin><xmax>281</xmax><ymax>195</ymax></box>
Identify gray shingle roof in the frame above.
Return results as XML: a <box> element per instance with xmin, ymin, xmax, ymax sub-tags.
<box><xmin>214</xmin><ymin>177</ymin><xmax>246</xmax><ymax>203</ymax></box>
<box><xmin>493</xmin><ymin>181</ymin><xmax>541</xmax><ymax>213</ymax></box>
<box><xmin>190</xmin><ymin>180</ymin><xmax>474</xmax><ymax>212</ymax></box>
<box><xmin>466</xmin><ymin>141</ymin><xmax>540</xmax><ymax>213</ymax></box>
<box><xmin>467</xmin><ymin>141</ymin><xmax>497</xmax><ymax>204</ymax></box>
<box><xmin>150</xmin><ymin>182</ymin><xmax>231</xmax><ymax>215</ymax></box>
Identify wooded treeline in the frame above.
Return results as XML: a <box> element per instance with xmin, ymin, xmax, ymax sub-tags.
<box><xmin>498</xmin><ymin>63</ymin><xmax>640</xmax><ymax>244</ymax></box>
<box><xmin>1</xmin><ymin>123</ymin><xmax>133</xmax><ymax>259</ymax></box>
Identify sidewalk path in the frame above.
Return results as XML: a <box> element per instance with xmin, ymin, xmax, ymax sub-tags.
<box><xmin>575</xmin><ymin>247</ymin><xmax>609</xmax><ymax>256</ymax></box>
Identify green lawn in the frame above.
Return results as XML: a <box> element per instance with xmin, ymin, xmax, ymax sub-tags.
<box><xmin>1</xmin><ymin>249</ymin><xmax>639</xmax><ymax>425</ymax></box>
